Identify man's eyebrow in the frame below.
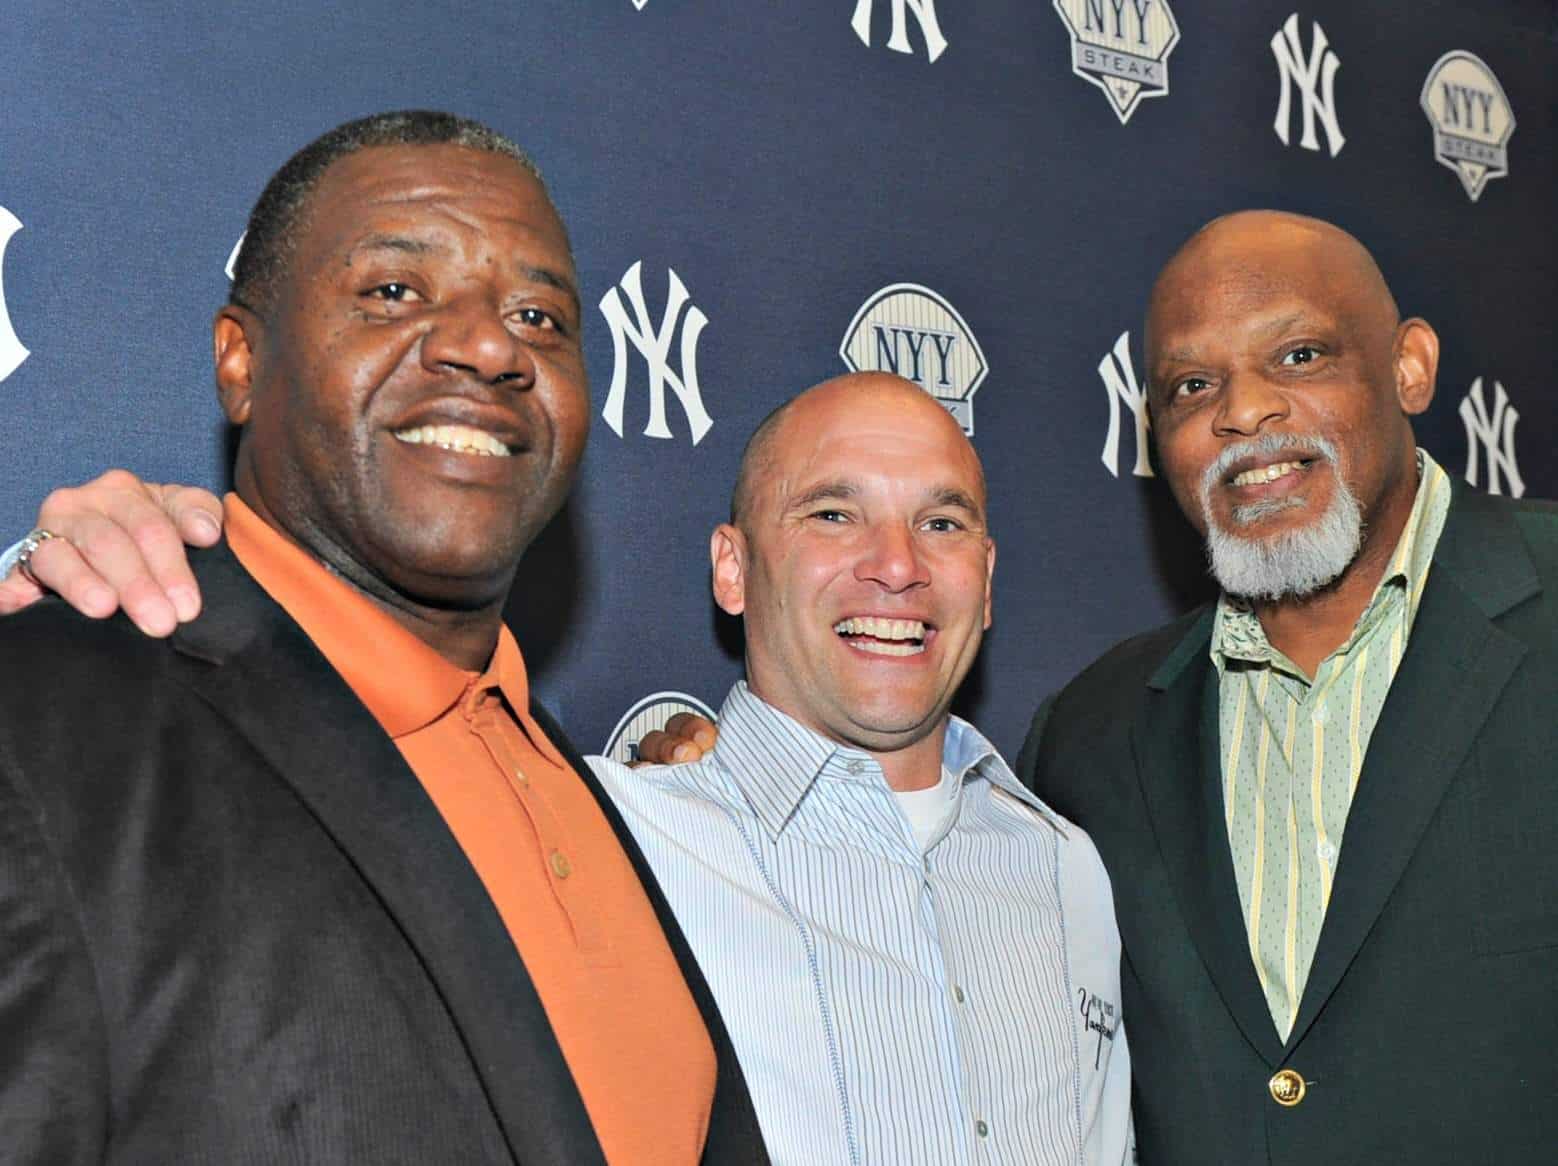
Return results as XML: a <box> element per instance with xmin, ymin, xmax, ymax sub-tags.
<box><xmin>928</xmin><ymin>486</ymin><xmax>984</xmax><ymax>518</ymax></box>
<box><xmin>345</xmin><ymin>233</ymin><xmax>440</xmax><ymax>261</ymax></box>
<box><xmin>340</xmin><ymin>236</ymin><xmax>580</xmax><ymax>311</ymax></box>
<box><xmin>787</xmin><ymin>481</ymin><xmax>859</xmax><ymax>510</ymax></box>
<box><xmin>519</xmin><ymin>263</ymin><xmax>581</xmax><ymax>311</ymax></box>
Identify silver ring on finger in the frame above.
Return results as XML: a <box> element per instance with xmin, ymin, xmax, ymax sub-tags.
<box><xmin>14</xmin><ymin>528</ymin><xmax>60</xmax><ymax>587</ymax></box>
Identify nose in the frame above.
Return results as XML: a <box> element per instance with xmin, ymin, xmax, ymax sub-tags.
<box><xmin>855</xmin><ymin>522</ymin><xmax>931</xmax><ymax>593</ymax></box>
<box><xmin>1213</xmin><ymin>371</ymin><xmax>1289</xmax><ymax>437</ymax></box>
<box><xmin>420</xmin><ymin>292</ymin><xmax>534</xmax><ymax>387</ymax></box>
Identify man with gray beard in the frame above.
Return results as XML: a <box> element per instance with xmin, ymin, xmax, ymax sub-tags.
<box><xmin>6</xmin><ymin>210</ymin><xmax>1556</xmax><ymax>1164</ymax></box>
<box><xmin>1017</xmin><ymin>211</ymin><xmax>1558</xmax><ymax>1164</ymax></box>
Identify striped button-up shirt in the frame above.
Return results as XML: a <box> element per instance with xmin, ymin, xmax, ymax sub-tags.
<box><xmin>1212</xmin><ymin>450</ymin><xmax>1452</xmax><ymax>1039</ymax></box>
<box><xmin>590</xmin><ymin>682</ymin><xmax>1133</xmax><ymax>1166</ymax></box>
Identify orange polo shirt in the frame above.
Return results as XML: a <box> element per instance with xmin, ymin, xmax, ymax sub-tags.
<box><xmin>224</xmin><ymin>495</ymin><xmax>714</xmax><ymax>1165</ymax></box>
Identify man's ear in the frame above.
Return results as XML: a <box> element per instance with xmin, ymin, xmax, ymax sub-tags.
<box><xmin>214</xmin><ymin>305</ymin><xmax>261</xmax><ymax>425</ymax></box>
<box><xmin>710</xmin><ymin>523</ymin><xmax>749</xmax><ymax>616</ymax></box>
<box><xmin>982</xmin><ymin>538</ymin><xmax>996</xmax><ymax>631</ymax></box>
<box><xmin>1394</xmin><ymin>318</ymin><xmax>1439</xmax><ymax>417</ymax></box>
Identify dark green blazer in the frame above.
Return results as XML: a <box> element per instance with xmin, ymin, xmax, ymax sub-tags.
<box><xmin>1019</xmin><ymin>484</ymin><xmax>1558</xmax><ymax>1165</ymax></box>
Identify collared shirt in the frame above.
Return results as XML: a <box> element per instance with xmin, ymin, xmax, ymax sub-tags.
<box><xmin>1211</xmin><ymin>450</ymin><xmax>1452</xmax><ymax>1039</ymax></box>
<box><xmin>590</xmin><ymin>682</ymin><xmax>1133</xmax><ymax>1166</ymax></box>
<box><xmin>223</xmin><ymin>495</ymin><xmax>715</xmax><ymax>1165</ymax></box>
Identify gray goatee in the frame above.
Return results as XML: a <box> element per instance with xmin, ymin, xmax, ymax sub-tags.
<box><xmin>1198</xmin><ymin>433</ymin><xmax>1362</xmax><ymax>602</ymax></box>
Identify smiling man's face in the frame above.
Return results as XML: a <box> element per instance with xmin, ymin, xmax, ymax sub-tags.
<box><xmin>1145</xmin><ymin>212</ymin><xmax>1434</xmax><ymax>602</ymax></box>
<box><xmin>712</xmin><ymin>374</ymin><xmax>995</xmax><ymax>762</ymax></box>
<box><xmin>217</xmin><ymin>143</ymin><xmax>589</xmax><ymax>610</ymax></box>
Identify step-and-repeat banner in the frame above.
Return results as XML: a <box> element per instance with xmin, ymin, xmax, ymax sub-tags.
<box><xmin>2</xmin><ymin>2</ymin><xmax>1554</xmax><ymax>758</ymax></box>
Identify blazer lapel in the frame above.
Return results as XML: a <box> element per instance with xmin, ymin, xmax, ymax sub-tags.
<box><xmin>1135</xmin><ymin>611</ymin><xmax>1286</xmax><ymax>1066</ymax></box>
<box><xmin>1287</xmin><ymin>486</ymin><xmax>1535</xmax><ymax>1048</ymax></box>
<box><xmin>173</xmin><ymin>545</ymin><xmax>604</xmax><ymax>1166</ymax></box>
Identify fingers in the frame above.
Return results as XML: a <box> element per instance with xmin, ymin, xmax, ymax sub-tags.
<box><xmin>159</xmin><ymin>485</ymin><xmax>225</xmax><ymax>547</ymax></box>
<box><xmin>634</xmin><ymin>729</ymin><xmax>681</xmax><ymax>766</ymax></box>
<box><xmin>0</xmin><ymin>566</ymin><xmax>45</xmax><ymax>615</ymax></box>
<box><xmin>7</xmin><ymin>532</ymin><xmax>120</xmax><ymax>620</ymax></box>
<box><xmin>665</xmin><ymin>713</ymin><xmax>718</xmax><ymax>751</ymax></box>
<box><xmin>34</xmin><ymin>470</ymin><xmax>208</xmax><ymax>636</ymax></box>
<box><xmin>633</xmin><ymin>714</ymin><xmax>719</xmax><ymax>766</ymax></box>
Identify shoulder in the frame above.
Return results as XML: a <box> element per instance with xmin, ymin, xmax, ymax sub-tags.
<box><xmin>1039</xmin><ymin>605</ymin><xmax>1209</xmax><ymax>741</ymax></box>
<box><xmin>586</xmin><ymin>753</ymin><xmax>744</xmax><ymax>823</ymax></box>
<box><xmin>0</xmin><ymin>598</ymin><xmax>173</xmax><ymax>691</ymax></box>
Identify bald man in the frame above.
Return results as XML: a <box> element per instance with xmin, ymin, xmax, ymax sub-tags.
<box><xmin>1017</xmin><ymin>212</ymin><xmax>1558</xmax><ymax>1163</ymax></box>
<box><xmin>2</xmin><ymin>373</ymin><xmax>1134</xmax><ymax>1165</ymax></box>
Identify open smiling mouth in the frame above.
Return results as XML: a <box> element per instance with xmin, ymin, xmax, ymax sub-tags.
<box><xmin>1228</xmin><ymin>458</ymin><xmax>1315</xmax><ymax>487</ymax></box>
<box><xmin>393</xmin><ymin>424</ymin><xmax>514</xmax><ymax>458</ymax></box>
<box><xmin>833</xmin><ymin>616</ymin><xmax>928</xmax><ymax>657</ymax></box>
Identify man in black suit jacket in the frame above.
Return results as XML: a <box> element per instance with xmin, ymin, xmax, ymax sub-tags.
<box><xmin>0</xmin><ymin>111</ymin><xmax>764</xmax><ymax>1164</ymax></box>
<box><xmin>1018</xmin><ymin>212</ymin><xmax>1557</xmax><ymax>1163</ymax></box>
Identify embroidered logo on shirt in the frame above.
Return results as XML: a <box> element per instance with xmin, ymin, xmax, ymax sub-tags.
<box><xmin>1078</xmin><ymin>987</ymin><xmax>1119</xmax><ymax>1069</ymax></box>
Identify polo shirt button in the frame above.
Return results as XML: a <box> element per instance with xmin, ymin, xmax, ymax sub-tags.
<box><xmin>953</xmin><ymin>984</ymin><xmax>966</xmax><ymax>1004</ymax></box>
<box><xmin>1269</xmin><ymin>1068</ymin><xmax>1307</xmax><ymax>1107</ymax></box>
<box><xmin>1317</xmin><ymin>839</ymin><xmax>1337</xmax><ymax>864</ymax></box>
<box><xmin>549</xmin><ymin>851</ymin><xmax>572</xmax><ymax>879</ymax></box>
<box><xmin>974</xmin><ymin>1119</ymin><xmax>989</xmax><ymax>1138</ymax></box>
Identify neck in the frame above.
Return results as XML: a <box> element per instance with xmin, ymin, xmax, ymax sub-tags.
<box><xmin>871</xmin><ymin>723</ymin><xmax>950</xmax><ymax>793</ymax></box>
<box><xmin>237</xmin><ymin>483</ymin><xmax>508</xmax><ymax>672</ymax></box>
<box><xmin>1251</xmin><ymin>471</ymin><xmax>1419</xmax><ymax>679</ymax></box>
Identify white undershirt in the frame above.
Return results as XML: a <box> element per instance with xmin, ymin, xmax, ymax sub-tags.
<box><xmin>892</xmin><ymin>764</ymin><xmax>961</xmax><ymax>851</ymax></box>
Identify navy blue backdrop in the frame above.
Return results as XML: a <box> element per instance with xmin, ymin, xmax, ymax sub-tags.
<box><xmin>2</xmin><ymin>1</ymin><xmax>1554</xmax><ymax>758</ymax></box>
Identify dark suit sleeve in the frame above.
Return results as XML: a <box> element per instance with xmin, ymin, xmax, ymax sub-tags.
<box><xmin>0</xmin><ymin>761</ymin><xmax>107</xmax><ymax>1164</ymax></box>
<box><xmin>1014</xmin><ymin>692</ymin><xmax>1058</xmax><ymax>794</ymax></box>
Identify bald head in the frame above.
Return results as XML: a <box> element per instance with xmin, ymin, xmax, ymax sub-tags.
<box><xmin>731</xmin><ymin>373</ymin><xmax>985</xmax><ymax>532</ymax></box>
<box><xmin>1148</xmin><ymin>211</ymin><xmax>1400</xmax><ymax>362</ymax></box>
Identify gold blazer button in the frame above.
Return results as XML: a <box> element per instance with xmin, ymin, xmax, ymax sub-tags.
<box><xmin>1269</xmin><ymin>1068</ymin><xmax>1307</xmax><ymax>1107</ymax></box>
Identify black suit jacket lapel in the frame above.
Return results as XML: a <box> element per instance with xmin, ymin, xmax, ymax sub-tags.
<box><xmin>1135</xmin><ymin>609</ymin><xmax>1286</xmax><ymax>1066</ymax></box>
<box><xmin>1287</xmin><ymin>485</ymin><xmax>1535</xmax><ymax>1047</ymax></box>
<box><xmin>528</xmin><ymin>705</ymin><xmax>769</xmax><ymax>1164</ymax></box>
<box><xmin>172</xmin><ymin>544</ymin><xmax>604</xmax><ymax>1166</ymax></box>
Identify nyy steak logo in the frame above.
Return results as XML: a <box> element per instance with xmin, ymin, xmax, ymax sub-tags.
<box><xmin>0</xmin><ymin>206</ymin><xmax>30</xmax><ymax>383</ymax></box>
<box><xmin>1052</xmin><ymin>0</ymin><xmax>1180</xmax><ymax>124</ymax></box>
<box><xmin>1420</xmin><ymin>51</ymin><xmax>1515</xmax><ymax>202</ymax></box>
<box><xmin>839</xmin><ymin>283</ymin><xmax>987</xmax><ymax>435</ymax></box>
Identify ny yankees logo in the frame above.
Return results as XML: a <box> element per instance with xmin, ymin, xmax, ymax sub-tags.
<box><xmin>225</xmin><ymin>233</ymin><xmax>246</xmax><ymax>281</ymax></box>
<box><xmin>0</xmin><ymin>206</ymin><xmax>31</xmax><ymax>384</ymax></box>
<box><xmin>599</xmin><ymin>261</ymin><xmax>714</xmax><ymax>446</ymax></box>
<box><xmin>1271</xmin><ymin>13</ymin><xmax>1345</xmax><ymax>157</ymax></box>
<box><xmin>1460</xmin><ymin>378</ymin><xmax>1524</xmax><ymax>498</ymax></box>
<box><xmin>851</xmin><ymin>0</ymin><xmax>948</xmax><ymax>63</ymax></box>
<box><xmin>1099</xmin><ymin>331</ymin><xmax>1152</xmax><ymax>478</ymax></box>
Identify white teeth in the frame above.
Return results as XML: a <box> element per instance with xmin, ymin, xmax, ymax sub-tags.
<box><xmin>393</xmin><ymin>424</ymin><xmax>511</xmax><ymax>457</ymax></box>
<box><xmin>848</xmin><ymin>639</ymin><xmax>925</xmax><ymax>657</ymax></box>
<box><xmin>1231</xmin><ymin>460</ymin><xmax>1305</xmax><ymax>487</ymax></box>
<box><xmin>832</xmin><ymin>616</ymin><xmax>927</xmax><ymax>642</ymax></box>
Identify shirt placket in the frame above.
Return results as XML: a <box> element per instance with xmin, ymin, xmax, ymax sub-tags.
<box><xmin>463</xmin><ymin>686</ymin><xmax>607</xmax><ymax>956</ymax></box>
